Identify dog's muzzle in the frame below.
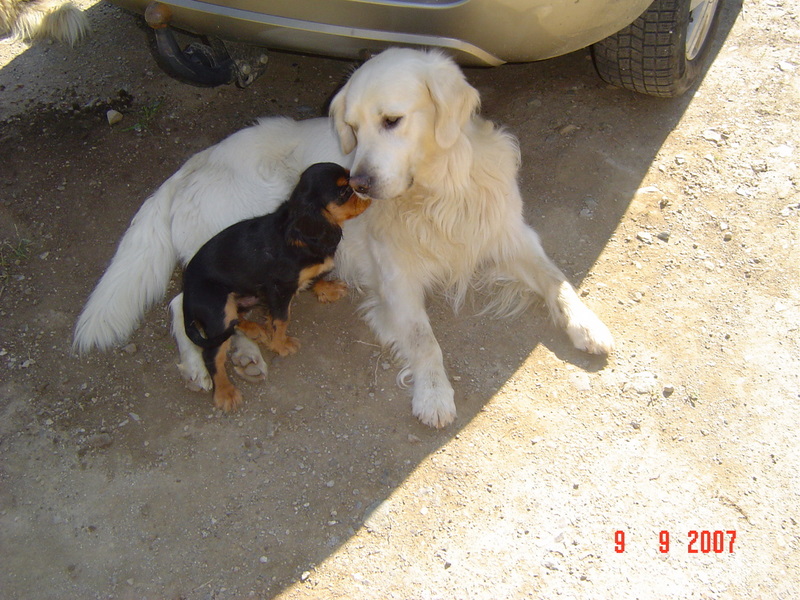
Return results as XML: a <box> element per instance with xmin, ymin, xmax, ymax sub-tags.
<box><xmin>349</xmin><ymin>173</ymin><xmax>373</xmax><ymax>198</ymax></box>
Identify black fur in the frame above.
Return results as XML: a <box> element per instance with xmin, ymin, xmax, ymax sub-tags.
<box><xmin>181</xmin><ymin>162</ymin><xmax>364</xmax><ymax>407</ymax></box>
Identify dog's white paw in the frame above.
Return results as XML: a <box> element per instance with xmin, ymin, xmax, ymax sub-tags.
<box><xmin>411</xmin><ymin>377</ymin><xmax>457</xmax><ymax>429</ymax></box>
<box><xmin>177</xmin><ymin>360</ymin><xmax>212</xmax><ymax>392</ymax></box>
<box><xmin>566</xmin><ymin>308</ymin><xmax>615</xmax><ymax>355</ymax></box>
<box><xmin>230</xmin><ymin>335</ymin><xmax>268</xmax><ymax>382</ymax></box>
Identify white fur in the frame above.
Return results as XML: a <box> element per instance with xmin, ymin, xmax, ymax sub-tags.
<box><xmin>74</xmin><ymin>48</ymin><xmax>614</xmax><ymax>428</ymax></box>
<box><xmin>1</xmin><ymin>0</ymin><xmax>89</xmax><ymax>45</ymax></box>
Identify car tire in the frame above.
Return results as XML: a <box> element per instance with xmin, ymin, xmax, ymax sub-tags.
<box><xmin>591</xmin><ymin>0</ymin><xmax>724</xmax><ymax>97</ymax></box>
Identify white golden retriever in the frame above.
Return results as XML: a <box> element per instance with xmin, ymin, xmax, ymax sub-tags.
<box><xmin>74</xmin><ymin>48</ymin><xmax>614</xmax><ymax>428</ymax></box>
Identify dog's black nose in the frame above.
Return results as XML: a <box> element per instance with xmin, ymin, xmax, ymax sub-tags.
<box><xmin>349</xmin><ymin>174</ymin><xmax>372</xmax><ymax>195</ymax></box>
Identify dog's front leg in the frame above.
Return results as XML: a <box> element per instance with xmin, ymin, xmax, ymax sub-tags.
<box><xmin>503</xmin><ymin>226</ymin><xmax>615</xmax><ymax>355</ymax></box>
<box><xmin>365</xmin><ymin>255</ymin><xmax>456</xmax><ymax>428</ymax></box>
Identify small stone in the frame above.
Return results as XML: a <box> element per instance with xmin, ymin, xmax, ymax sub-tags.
<box><xmin>259</xmin><ymin>556</ymin><xmax>269</xmax><ymax>564</ymax></box>
<box><xmin>663</xmin><ymin>385</ymin><xmax>675</xmax><ymax>397</ymax></box>
<box><xmin>636</xmin><ymin>185</ymin><xmax>660</xmax><ymax>195</ymax></box>
<box><xmin>656</xmin><ymin>232</ymin><xmax>671</xmax><ymax>242</ymax></box>
<box><xmin>84</xmin><ymin>433</ymin><xmax>113</xmax><ymax>451</ymax></box>
<box><xmin>122</xmin><ymin>343</ymin><xmax>137</xmax><ymax>354</ymax></box>
<box><xmin>407</xmin><ymin>434</ymin><xmax>421</xmax><ymax>443</ymax></box>
<box><xmin>631</xmin><ymin>421</ymin><xmax>641</xmax><ymax>430</ymax></box>
<box><xmin>702</xmin><ymin>129</ymin><xmax>723</xmax><ymax>143</ymax></box>
<box><xmin>626</xmin><ymin>372</ymin><xmax>658</xmax><ymax>394</ymax></box>
<box><xmin>559</xmin><ymin>124</ymin><xmax>579</xmax><ymax>135</ymax></box>
<box><xmin>636</xmin><ymin>231</ymin><xmax>653</xmax><ymax>244</ymax></box>
<box><xmin>723</xmin><ymin>232</ymin><xmax>733</xmax><ymax>241</ymax></box>
<box><xmin>543</xmin><ymin>559</ymin><xmax>561</xmax><ymax>571</ymax></box>
<box><xmin>106</xmin><ymin>109</ymin><xmax>123</xmax><ymax>125</ymax></box>
<box><xmin>300</xmin><ymin>571</ymin><xmax>311</xmax><ymax>582</ymax></box>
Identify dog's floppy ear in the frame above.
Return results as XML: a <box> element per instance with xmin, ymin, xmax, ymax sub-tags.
<box><xmin>286</xmin><ymin>211</ymin><xmax>342</xmax><ymax>255</ymax></box>
<box><xmin>425</xmin><ymin>53</ymin><xmax>481</xmax><ymax>149</ymax></box>
<box><xmin>329</xmin><ymin>83</ymin><xmax>357</xmax><ymax>155</ymax></box>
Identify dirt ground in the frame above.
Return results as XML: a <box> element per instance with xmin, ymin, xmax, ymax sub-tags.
<box><xmin>1</xmin><ymin>0</ymin><xmax>798</xmax><ymax>598</ymax></box>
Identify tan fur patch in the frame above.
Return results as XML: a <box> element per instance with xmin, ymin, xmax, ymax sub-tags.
<box><xmin>312</xmin><ymin>279</ymin><xmax>348</xmax><ymax>303</ymax></box>
<box><xmin>267</xmin><ymin>319</ymin><xmax>300</xmax><ymax>356</ymax></box>
<box><xmin>212</xmin><ymin>338</ymin><xmax>241</xmax><ymax>412</ymax></box>
<box><xmin>298</xmin><ymin>257</ymin><xmax>335</xmax><ymax>289</ymax></box>
<box><xmin>324</xmin><ymin>195</ymin><xmax>372</xmax><ymax>225</ymax></box>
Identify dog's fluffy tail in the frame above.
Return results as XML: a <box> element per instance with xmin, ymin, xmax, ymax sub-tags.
<box><xmin>1</xmin><ymin>0</ymin><xmax>90</xmax><ymax>46</ymax></box>
<box><xmin>73</xmin><ymin>189</ymin><xmax>177</xmax><ymax>354</ymax></box>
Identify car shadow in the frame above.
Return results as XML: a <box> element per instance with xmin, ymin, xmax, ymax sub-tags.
<box><xmin>0</xmin><ymin>1</ymin><xmax>741</xmax><ymax>598</ymax></box>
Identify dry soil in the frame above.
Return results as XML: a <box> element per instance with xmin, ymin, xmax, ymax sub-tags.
<box><xmin>1</xmin><ymin>1</ymin><xmax>798</xmax><ymax>598</ymax></box>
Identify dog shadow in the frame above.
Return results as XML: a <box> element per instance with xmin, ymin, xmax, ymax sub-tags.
<box><xmin>0</xmin><ymin>1</ymin><xmax>741</xmax><ymax>598</ymax></box>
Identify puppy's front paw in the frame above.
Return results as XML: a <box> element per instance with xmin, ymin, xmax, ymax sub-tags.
<box><xmin>270</xmin><ymin>336</ymin><xmax>300</xmax><ymax>357</ymax></box>
<box><xmin>411</xmin><ymin>378</ymin><xmax>456</xmax><ymax>429</ymax></box>
<box><xmin>214</xmin><ymin>385</ymin><xmax>243</xmax><ymax>413</ymax></box>
<box><xmin>312</xmin><ymin>279</ymin><xmax>348</xmax><ymax>303</ymax></box>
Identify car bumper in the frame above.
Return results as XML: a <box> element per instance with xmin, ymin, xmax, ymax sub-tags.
<box><xmin>110</xmin><ymin>0</ymin><xmax>654</xmax><ymax>66</ymax></box>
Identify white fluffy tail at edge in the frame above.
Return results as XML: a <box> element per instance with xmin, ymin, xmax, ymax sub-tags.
<box><xmin>2</xmin><ymin>0</ymin><xmax>90</xmax><ymax>45</ymax></box>
<box><xmin>73</xmin><ymin>189</ymin><xmax>177</xmax><ymax>354</ymax></box>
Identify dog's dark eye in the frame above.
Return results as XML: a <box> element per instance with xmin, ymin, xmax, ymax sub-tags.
<box><xmin>383</xmin><ymin>116</ymin><xmax>402</xmax><ymax>130</ymax></box>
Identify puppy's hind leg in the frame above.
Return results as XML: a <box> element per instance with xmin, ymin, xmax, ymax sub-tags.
<box><xmin>500</xmin><ymin>225</ymin><xmax>615</xmax><ymax>355</ymax></box>
<box><xmin>204</xmin><ymin>339</ymin><xmax>242</xmax><ymax>413</ymax></box>
<box><xmin>170</xmin><ymin>294</ymin><xmax>212</xmax><ymax>391</ymax></box>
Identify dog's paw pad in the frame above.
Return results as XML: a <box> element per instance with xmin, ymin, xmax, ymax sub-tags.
<box><xmin>230</xmin><ymin>349</ymin><xmax>268</xmax><ymax>382</ymax></box>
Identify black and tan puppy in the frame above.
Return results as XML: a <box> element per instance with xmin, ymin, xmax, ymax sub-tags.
<box><xmin>182</xmin><ymin>162</ymin><xmax>371</xmax><ymax>412</ymax></box>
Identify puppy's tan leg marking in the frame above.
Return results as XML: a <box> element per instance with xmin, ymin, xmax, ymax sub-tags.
<box><xmin>237</xmin><ymin>319</ymin><xmax>272</xmax><ymax>345</ymax></box>
<box><xmin>212</xmin><ymin>338</ymin><xmax>242</xmax><ymax>412</ymax></box>
<box><xmin>298</xmin><ymin>257</ymin><xmax>335</xmax><ymax>290</ymax></box>
<box><xmin>238</xmin><ymin>318</ymin><xmax>299</xmax><ymax>356</ymax></box>
<box><xmin>312</xmin><ymin>279</ymin><xmax>348</xmax><ymax>303</ymax></box>
<box><xmin>268</xmin><ymin>319</ymin><xmax>300</xmax><ymax>356</ymax></box>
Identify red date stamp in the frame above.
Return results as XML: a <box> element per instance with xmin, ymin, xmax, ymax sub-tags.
<box><xmin>614</xmin><ymin>530</ymin><xmax>736</xmax><ymax>553</ymax></box>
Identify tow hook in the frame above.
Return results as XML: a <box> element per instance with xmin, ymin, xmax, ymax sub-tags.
<box><xmin>144</xmin><ymin>2</ymin><xmax>235</xmax><ymax>87</ymax></box>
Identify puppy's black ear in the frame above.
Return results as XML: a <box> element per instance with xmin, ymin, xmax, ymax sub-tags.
<box><xmin>286</xmin><ymin>213</ymin><xmax>342</xmax><ymax>255</ymax></box>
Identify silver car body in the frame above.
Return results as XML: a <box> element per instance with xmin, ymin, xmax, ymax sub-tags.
<box><xmin>112</xmin><ymin>0</ymin><xmax>656</xmax><ymax>66</ymax></box>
